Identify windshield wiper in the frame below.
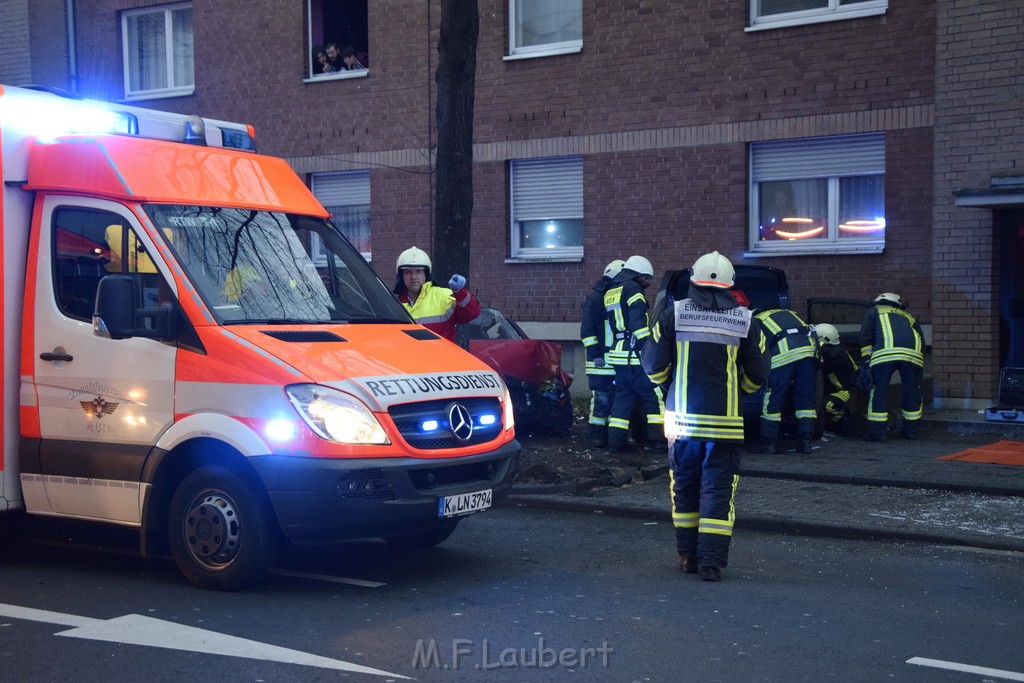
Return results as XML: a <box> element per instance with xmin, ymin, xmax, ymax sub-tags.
<box><xmin>224</xmin><ymin>318</ymin><xmax>333</xmax><ymax>325</ymax></box>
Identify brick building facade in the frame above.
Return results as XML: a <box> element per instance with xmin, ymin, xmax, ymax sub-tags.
<box><xmin>3</xmin><ymin>0</ymin><xmax>1021</xmax><ymax>409</ymax></box>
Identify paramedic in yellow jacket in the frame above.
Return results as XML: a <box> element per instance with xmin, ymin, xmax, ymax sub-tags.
<box><xmin>393</xmin><ymin>247</ymin><xmax>480</xmax><ymax>342</ymax></box>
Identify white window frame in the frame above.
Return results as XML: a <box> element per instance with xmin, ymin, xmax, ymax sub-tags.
<box><xmin>505</xmin><ymin>0</ymin><xmax>583</xmax><ymax>61</ymax></box>
<box><xmin>747</xmin><ymin>0</ymin><xmax>887</xmax><ymax>32</ymax></box>
<box><xmin>509</xmin><ymin>156</ymin><xmax>583</xmax><ymax>261</ymax></box>
<box><xmin>748</xmin><ymin>133</ymin><xmax>885</xmax><ymax>257</ymax></box>
<box><xmin>121</xmin><ymin>3</ymin><xmax>194</xmax><ymax>100</ymax></box>
<box><xmin>311</xmin><ymin>170</ymin><xmax>371</xmax><ymax>262</ymax></box>
<box><xmin>304</xmin><ymin>0</ymin><xmax>370</xmax><ymax>83</ymax></box>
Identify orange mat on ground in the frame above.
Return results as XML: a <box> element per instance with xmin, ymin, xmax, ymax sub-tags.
<box><xmin>937</xmin><ymin>440</ymin><xmax>1024</xmax><ymax>466</ymax></box>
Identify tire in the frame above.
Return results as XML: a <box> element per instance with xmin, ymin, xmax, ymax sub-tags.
<box><xmin>168</xmin><ymin>466</ymin><xmax>277</xmax><ymax>590</ymax></box>
<box><xmin>383</xmin><ymin>518</ymin><xmax>459</xmax><ymax>550</ymax></box>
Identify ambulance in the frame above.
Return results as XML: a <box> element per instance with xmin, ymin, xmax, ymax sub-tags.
<box><xmin>0</xmin><ymin>84</ymin><xmax>520</xmax><ymax>589</ymax></box>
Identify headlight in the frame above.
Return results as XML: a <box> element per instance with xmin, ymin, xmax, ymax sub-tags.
<box><xmin>285</xmin><ymin>384</ymin><xmax>390</xmax><ymax>445</ymax></box>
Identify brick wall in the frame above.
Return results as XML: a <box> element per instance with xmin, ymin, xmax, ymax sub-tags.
<box><xmin>932</xmin><ymin>0</ymin><xmax>1024</xmax><ymax>405</ymax></box>
<box><xmin>0</xmin><ymin>0</ymin><xmax>33</xmax><ymax>85</ymax></box>
<box><xmin>27</xmin><ymin>0</ymin><xmax>70</xmax><ymax>90</ymax></box>
<box><xmin>62</xmin><ymin>0</ymin><xmax>952</xmax><ymax>394</ymax></box>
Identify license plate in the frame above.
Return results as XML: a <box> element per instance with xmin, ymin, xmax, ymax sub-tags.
<box><xmin>438</xmin><ymin>488</ymin><xmax>493</xmax><ymax>518</ymax></box>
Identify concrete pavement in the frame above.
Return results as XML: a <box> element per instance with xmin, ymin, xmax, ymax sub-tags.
<box><xmin>508</xmin><ymin>409</ymin><xmax>1024</xmax><ymax>553</ymax></box>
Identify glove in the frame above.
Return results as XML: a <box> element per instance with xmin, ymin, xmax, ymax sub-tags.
<box><xmin>593</xmin><ymin>359</ymin><xmax>605</xmax><ymax>368</ymax></box>
<box><xmin>448</xmin><ymin>274</ymin><xmax>466</xmax><ymax>291</ymax></box>
<box><xmin>856</xmin><ymin>361</ymin><xmax>873</xmax><ymax>391</ymax></box>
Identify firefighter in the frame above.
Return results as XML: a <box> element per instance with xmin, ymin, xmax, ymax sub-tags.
<box><xmin>756</xmin><ymin>306</ymin><xmax>819</xmax><ymax>454</ymax></box>
<box><xmin>860</xmin><ymin>292</ymin><xmax>924</xmax><ymax>441</ymax></box>
<box><xmin>393</xmin><ymin>246</ymin><xmax>480</xmax><ymax>342</ymax></box>
<box><xmin>604</xmin><ymin>254</ymin><xmax>665</xmax><ymax>451</ymax></box>
<box><xmin>814</xmin><ymin>323</ymin><xmax>858</xmax><ymax>435</ymax></box>
<box><xmin>643</xmin><ymin>251</ymin><xmax>768</xmax><ymax>581</ymax></box>
<box><xmin>581</xmin><ymin>259</ymin><xmax>625</xmax><ymax>448</ymax></box>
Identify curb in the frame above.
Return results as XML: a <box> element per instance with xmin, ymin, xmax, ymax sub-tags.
<box><xmin>737</xmin><ymin>468</ymin><xmax>1024</xmax><ymax>497</ymax></box>
<box><xmin>506</xmin><ymin>494</ymin><xmax>1024</xmax><ymax>554</ymax></box>
<box><xmin>510</xmin><ymin>478</ymin><xmax>600</xmax><ymax>495</ymax></box>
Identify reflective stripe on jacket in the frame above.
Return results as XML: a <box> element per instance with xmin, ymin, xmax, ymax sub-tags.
<box><xmin>581</xmin><ymin>277</ymin><xmax>615</xmax><ymax>376</ymax></box>
<box><xmin>860</xmin><ymin>304</ymin><xmax>924</xmax><ymax>367</ymax></box>
<box><xmin>604</xmin><ymin>276</ymin><xmax>650</xmax><ymax>367</ymax></box>
<box><xmin>644</xmin><ymin>298</ymin><xmax>768</xmax><ymax>442</ymax></box>
<box><xmin>755</xmin><ymin>309</ymin><xmax>817</xmax><ymax>369</ymax></box>
<box><xmin>399</xmin><ymin>281</ymin><xmax>480</xmax><ymax>342</ymax></box>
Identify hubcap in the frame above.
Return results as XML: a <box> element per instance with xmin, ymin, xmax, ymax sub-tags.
<box><xmin>182</xmin><ymin>490</ymin><xmax>241</xmax><ymax>569</ymax></box>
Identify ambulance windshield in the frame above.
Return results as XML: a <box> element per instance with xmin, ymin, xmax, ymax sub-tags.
<box><xmin>143</xmin><ymin>205</ymin><xmax>410</xmax><ymax>324</ymax></box>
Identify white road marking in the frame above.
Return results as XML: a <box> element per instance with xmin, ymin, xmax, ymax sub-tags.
<box><xmin>0</xmin><ymin>604</ymin><xmax>100</xmax><ymax>628</ymax></box>
<box><xmin>908</xmin><ymin>656</ymin><xmax>1024</xmax><ymax>681</ymax></box>
<box><xmin>0</xmin><ymin>603</ymin><xmax>407</xmax><ymax>679</ymax></box>
<box><xmin>269</xmin><ymin>569</ymin><xmax>386</xmax><ymax>587</ymax></box>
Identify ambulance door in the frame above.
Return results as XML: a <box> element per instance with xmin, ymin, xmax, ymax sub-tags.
<box><xmin>29</xmin><ymin>196</ymin><xmax>176</xmax><ymax>523</ymax></box>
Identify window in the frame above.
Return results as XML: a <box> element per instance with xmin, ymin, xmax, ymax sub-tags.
<box><xmin>749</xmin><ymin>0</ymin><xmax>886</xmax><ymax>30</ymax></box>
<box><xmin>507</xmin><ymin>0</ymin><xmax>582</xmax><ymax>59</ymax></box>
<box><xmin>53</xmin><ymin>208</ymin><xmax>170</xmax><ymax>320</ymax></box>
<box><xmin>510</xmin><ymin>156</ymin><xmax>583</xmax><ymax>260</ymax></box>
<box><xmin>312</xmin><ymin>171</ymin><xmax>371</xmax><ymax>260</ymax></box>
<box><xmin>749</xmin><ymin>134</ymin><xmax>885</xmax><ymax>255</ymax></box>
<box><xmin>307</xmin><ymin>0</ymin><xmax>369</xmax><ymax>80</ymax></box>
<box><xmin>122</xmin><ymin>3</ymin><xmax>194</xmax><ymax>99</ymax></box>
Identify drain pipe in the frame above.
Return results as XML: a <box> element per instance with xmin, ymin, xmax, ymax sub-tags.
<box><xmin>65</xmin><ymin>0</ymin><xmax>78</xmax><ymax>93</ymax></box>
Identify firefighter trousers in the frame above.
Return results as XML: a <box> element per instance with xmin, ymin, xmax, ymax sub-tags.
<box><xmin>669</xmin><ymin>439</ymin><xmax>740</xmax><ymax>569</ymax></box>
<box><xmin>607</xmin><ymin>364</ymin><xmax>664</xmax><ymax>449</ymax></box>
<box><xmin>760</xmin><ymin>356</ymin><xmax>819</xmax><ymax>443</ymax></box>
<box><xmin>867</xmin><ymin>360</ymin><xmax>923</xmax><ymax>433</ymax></box>
<box><xmin>587</xmin><ymin>374</ymin><xmax>616</xmax><ymax>444</ymax></box>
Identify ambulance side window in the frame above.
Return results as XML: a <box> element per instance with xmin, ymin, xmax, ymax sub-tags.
<box><xmin>52</xmin><ymin>208</ymin><xmax>168</xmax><ymax>321</ymax></box>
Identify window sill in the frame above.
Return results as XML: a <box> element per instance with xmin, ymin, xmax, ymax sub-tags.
<box><xmin>503</xmin><ymin>42</ymin><xmax>582</xmax><ymax>61</ymax></box>
<box><xmin>505</xmin><ymin>256</ymin><xmax>584</xmax><ymax>264</ymax></box>
<box><xmin>745</xmin><ymin>5</ymin><xmax>886</xmax><ymax>32</ymax></box>
<box><xmin>122</xmin><ymin>87</ymin><xmax>195</xmax><ymax>102</ymax></box>
<box><xmin>304</xmin><ymin>70</ymin><xmax>369</xmax><ymax>84</ymax></box>
<box><xmin>744</xmin><ymin>244</ymin><xmax>884</xmax><ymax>258</ymax></box>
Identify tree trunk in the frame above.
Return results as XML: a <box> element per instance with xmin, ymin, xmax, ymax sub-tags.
<box><xmin>432</xmin><ymin>0</ymin><xmax>478</xmax><ymax>284</ymax></box>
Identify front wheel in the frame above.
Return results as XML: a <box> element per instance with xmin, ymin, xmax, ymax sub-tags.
<box><xmin>168</xmin><ymin>466</ymin><xmax>277</xmax><ymax>590</ymax></box>
<box><xmin>383</xmin><ymin>518</ymin><xmax>460</xmax><ymax>550</ymax></box>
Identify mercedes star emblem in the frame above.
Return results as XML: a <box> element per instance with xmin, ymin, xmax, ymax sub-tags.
<box><xmin>448</xmin><ymin>403</ymin><xmax>474</xmax><ymax>441</ymax></box>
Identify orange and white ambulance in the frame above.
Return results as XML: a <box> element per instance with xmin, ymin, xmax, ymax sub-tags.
<box><xmin>0</xmin><ymin>84</ymin><xmax>519</xmax><ymax>589</ymax></box>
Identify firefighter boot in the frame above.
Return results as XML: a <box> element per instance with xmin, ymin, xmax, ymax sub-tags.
<box><xmin>700</xmin><ymin>566</ymin><xmax>722</xmax><ymax>582</ymax></box>
<box><xmin>901</xmin><ymin>420</ymin><xmax>919</xmax><ymax>440</ymax></box>
<box><xmin>863</xmin><ymin>423</ymin><xmax>887</xmax><ymax>442</ymax></box>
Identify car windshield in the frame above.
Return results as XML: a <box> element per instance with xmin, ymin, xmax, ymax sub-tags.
<box><xmin>456</xmin><ymin>307</ymin><xmax>526</xmax><ymax>346</ymax></box>
<box><xmin>143</xmin><ymin>205</ymin><xmax>410</xmax><ymax>324</ymax></box>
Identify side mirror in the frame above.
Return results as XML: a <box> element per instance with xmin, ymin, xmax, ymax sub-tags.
<box><xmin>93</xmin><ymin>275</ymin><xmax>174</xmax><ymax>340</ymax></box>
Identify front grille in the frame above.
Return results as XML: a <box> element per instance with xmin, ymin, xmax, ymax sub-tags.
<box><xmin>389</xmin><ymin>397</ymin><xmax>503</xmax><ymax>450</ymax></box>
<box><xmin>408</xmin><ymin>460</ymin><xmax>497</xmax><ymax>490</ymax></box>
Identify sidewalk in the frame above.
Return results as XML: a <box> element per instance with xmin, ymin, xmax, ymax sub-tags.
<box><xmin>508</xmin><ymin>409</ymin><xmax>1024</xmax><ymax>553</ymax></box>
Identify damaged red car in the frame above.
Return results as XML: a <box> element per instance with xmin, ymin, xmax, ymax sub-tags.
<box><xmin>456</xmin><ymin>307</ymin><xmax>574</xmax><ymax>435</ymax></box>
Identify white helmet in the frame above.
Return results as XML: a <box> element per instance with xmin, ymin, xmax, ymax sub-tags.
<box><xmin>623</xmin><ymin>255</ymin><xmax>654</xmax><ymax>278</ymax></box>
<box><xmin>603</xmin><ymin>259</ymin><xmax>626</xmax><ymax>278</ymax></box>
<box><xmin>875</xmin><ymin>292</ymin><xmax>901</xmax><ymax>306</ymax></box>
<box><xmin>397</xmin><ymin>246</ymin><xmax>431</xmax><ymax>272</ymax></box>
<box><xmin>815</xmin><ymin>323</ymin><xmax>841</xmax><ymax>346</ymax></box>
<box><xmin>690</xmin><ymin>251</ymin><xmax>735</xmax><ymax>289</ymax></box>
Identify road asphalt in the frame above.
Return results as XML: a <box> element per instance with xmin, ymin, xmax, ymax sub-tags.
<box><xmin>508</xmin><ymin>409</ymin><xmax>1024</xmax><ymax>554</ymax></box>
